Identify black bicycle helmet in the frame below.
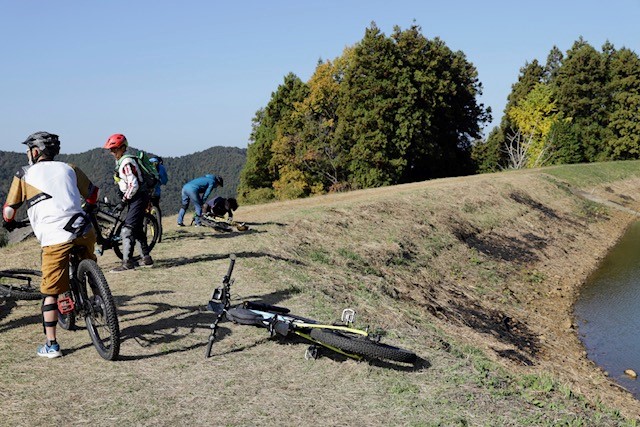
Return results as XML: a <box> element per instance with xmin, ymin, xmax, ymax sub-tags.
<box><xmin>227</xmin><ymin>198</ymin><xmax>238</xmax><ymax>211</ymax></box>
<box><xmin>215</xmin><ymin>176</ymin><xmax>224</xmax><ymax>187</ymax></box>
<box><xmin>22</xmin><ymin>131</ymin><xmax>61</xmax><ymax>159</ymax></box>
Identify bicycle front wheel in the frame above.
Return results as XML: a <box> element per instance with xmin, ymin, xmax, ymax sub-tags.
<box><xmin>78</xmin><ymin>259</ymin><xmax>120</xmax><ymax>360</ymax></box>
<box><xmin>0</xmin><ymin>269</ymin><xmax>42</xmax><ymax>300</ymax></box>
<box><xmin>308</xmin><ymin>329</ymin><xmax>416</xmax><ymax>363</ymax></box>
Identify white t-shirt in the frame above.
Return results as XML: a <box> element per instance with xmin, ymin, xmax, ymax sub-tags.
<box><xmin>3</xmin><ymin>161</ymin><xmax>92</xmax><ymax>247</ymax></box>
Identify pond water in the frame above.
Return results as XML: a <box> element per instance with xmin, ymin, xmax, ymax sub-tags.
<box><xmin>574</xmin><ymin>221</ymin><xmax>640</xmax><ymax>399</ymax></box>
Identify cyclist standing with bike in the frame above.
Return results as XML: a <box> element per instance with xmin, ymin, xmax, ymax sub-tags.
<box><xmin>103</xmin><ymin>133</ymin><xmax>154</xmax><ymax>272</ymax></box>
<box><xmin>2</xmin><ymin>132</ymin><xmax>99</xmax><ymax>358</ymax></box>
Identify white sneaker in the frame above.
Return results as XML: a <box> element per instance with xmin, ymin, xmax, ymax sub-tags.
<box><xmin>37</xmin><ymin>342</ymin><xmax>62</xmax><ymax>358</ymax></box>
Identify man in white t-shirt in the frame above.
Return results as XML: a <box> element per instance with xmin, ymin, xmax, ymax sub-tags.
<box><xmin>2</xmin><ymin>131</ymin><xmax>99</xmax><ymax>358</ymax></box>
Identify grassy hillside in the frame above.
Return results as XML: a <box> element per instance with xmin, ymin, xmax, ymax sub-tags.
<box><xmin>2</xmin><ymin>161</ymin><xmax>640</xmax><ymax>425</ymax></box>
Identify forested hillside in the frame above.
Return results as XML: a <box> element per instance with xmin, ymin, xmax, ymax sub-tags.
<box><xmin>0</xmin><ymin>146</ymin><xmax>246</xmax><ymax>216</ymax></box>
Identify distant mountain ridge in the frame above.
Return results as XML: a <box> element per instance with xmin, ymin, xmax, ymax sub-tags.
<box><xmin>0</xmin><ymin>146</ymin><xmax>247</xmax><ymax>216</ymax></box>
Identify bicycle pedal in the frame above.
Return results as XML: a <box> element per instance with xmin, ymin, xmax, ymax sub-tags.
<box><xmin>305</xmin><ymin>345</ymin><xmax>320</xmax><ymax>360</ymax></box>
<box><xmin>57</xmin><ymin>295</ymin><xmax>75</xmax><ymax>315</ymax></box>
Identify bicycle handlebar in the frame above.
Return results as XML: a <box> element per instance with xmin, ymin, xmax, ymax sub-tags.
<box><xmin>225</xmin><ymin>254</ymin><xmax>236</xmax><ymax>282</ymax></box>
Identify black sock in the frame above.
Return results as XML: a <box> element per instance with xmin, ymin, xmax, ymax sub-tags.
<box><xmin>48</xmin><ymin>340</ymin><xmax>58</xmax><ymax>346</ymax></box>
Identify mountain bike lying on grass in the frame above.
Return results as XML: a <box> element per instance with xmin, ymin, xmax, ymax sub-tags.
<box><xmin>190</xmin><ymin>213</ymin><xmax>249</xmax><ymax>232</ymax></box>
<box><xmin>7</xmin><ymin>219</ymin><xmax>120</xmax><ymax>360</ymax></box>
<box><xmin>205</xmin><ymin>254</ymin><xmax>416</xmax><ymax>363</ymax></box>
<box><xmin>0</xmin><ymin>269</ymin><xmax>42</xmax><ymax>301</ymax></box>
<box><xmin>93</xmin><ymin>198</ymin><xmax>159</xmax><ymax>259</ymax></box>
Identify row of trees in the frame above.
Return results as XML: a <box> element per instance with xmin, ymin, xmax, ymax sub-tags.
<box><xmin>473</xmin><ymin>38</ymin><xmax>640</xmax><ymax>172</ymax></box>
<box><xmin>239</xmin><ymin>23</ymin><xmax>491</xmax><ymax>202</ymax></box>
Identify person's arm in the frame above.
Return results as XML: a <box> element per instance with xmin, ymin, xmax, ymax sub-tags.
<box><xmin>202</xmin><ymin>180</ymin><xmax>215</xmax><ymax>201</ymax></box>
<box><xmin>159</xmin><ymin>164</ymin><xmax>168</xmax><ymax>185</ymax></box>
<box><xmin>120</xmin><ymin>159</ymin><xmax>140</xmax><ymax>201</ymax></box>
<box><xmin>70</xmin><ymin>164</ymin><xmax>99</xmax><ymax>206</ymax></box>
<box><xmin>2</xmin><ymin>169</ymin><xmax>27</xmax><ymax>223</ymax></box>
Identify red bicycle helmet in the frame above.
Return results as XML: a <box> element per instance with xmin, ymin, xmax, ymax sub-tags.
<box><xmin>104</xmin><ymin>133</ymin><xmax>128</xmax><ymax>149</ymax></box>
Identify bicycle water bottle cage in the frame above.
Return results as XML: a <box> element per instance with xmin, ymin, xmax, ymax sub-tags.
<box><xmin>57</xmin><ymin>294</ymin><xmax>75</xmax><ymax>315</ymax></box>
<box><xmin>341</xmin><ymin>308</ymin><xmax>356</xmax><ymax>325</ymax></box>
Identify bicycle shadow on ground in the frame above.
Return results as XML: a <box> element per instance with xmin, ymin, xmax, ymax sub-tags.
<box><xmin>160</xmin><ymin>230</ymin><xmax>213</xmax><ymax>242</ymax></box>
<box><xmin>241</xmin><ymin>221</ymin><xmax>288</xmax><ymax>228</ymax></box>
<box><xmin>108</xmin><ymin>287</ymin><xmax>300</xmax><ymax>361</ymax></box>
<box><xmin>154</xmin><ymin>251</ymin><xmax>304</xmax><ymax>269</ymax></box>
<box><xmin>200</xmin><ymin>229</ymin><xmax>265</xmax><ymax>239</ymax></box>
<box><xmin>0</xmin><ymin>299</ymin><xmax>42</xmax><ymax>332</ymax></box>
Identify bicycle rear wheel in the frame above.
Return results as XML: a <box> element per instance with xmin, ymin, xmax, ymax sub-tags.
<box><xmin>78</xmin><ymin>259</ymin><xmax>120</xmax><ymax>360</ymax></box>
<box><xmin>149</xmin><ymin>204</ymin><xmax>163</xmax><ymax>243</ymax></box>
<box><xmin>308</xmin><ymin>329</ymin><xmax>416</xmax><ymax>363</ymax></box>
<box><xmin>0</xmin><ymin>269</ymin><xmax>42</xmax><ymax>300</ymax></box>
<box><xmin>201</xmin><ymin>216</ymin><xmax>232</xmax><ymax>232</ymax></box>
<box><xmin>112</xmin><ymin>213</ymin><xmax>159</xmax><ymax>260</ymax></box>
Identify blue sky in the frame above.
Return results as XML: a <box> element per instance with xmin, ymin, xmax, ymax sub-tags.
<box><xmin>0</xmin><ymin>1</ymin><xmax>638</xmax><ymax>157</ymax></box>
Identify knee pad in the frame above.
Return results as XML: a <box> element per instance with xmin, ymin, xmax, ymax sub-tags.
<box><xmin>41</xmin><ymin>297</ymin><xmax>58</xmax><ymax>332</ymax></box>
<box><xmin>120</xmin><ymin>225</ymin><xmax>133</xmax><ymax>239</ymax></box>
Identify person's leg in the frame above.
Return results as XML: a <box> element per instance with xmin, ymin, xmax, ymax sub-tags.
<box><xmin>129</xmin><ymin>193</ymin><xmax>151</xmax><ymax>258</ymax></box>
<box><xmin>177</xmin><ymin>187</ymin><xmax>190</xmax><ymax>225</ymax></box>
<box><xmin>39</xmin><ymin>241</ymin><xmax>73</xmax><ymax>357</ymax></box>
<box><xmin>194</xmin><ymin>194</ymin><xmax>204</xmax><ymax>225</ymax></box>
<box><xmin>112</xmin><ymin>197</ymin><xmax>145</xmax><ymax>271</ymax></box>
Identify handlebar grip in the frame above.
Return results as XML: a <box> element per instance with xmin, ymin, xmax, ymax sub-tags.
<box><xmin>225</xmin><ymin>254</ymin><xmax>236</xmax><ymax>279</ymax></box>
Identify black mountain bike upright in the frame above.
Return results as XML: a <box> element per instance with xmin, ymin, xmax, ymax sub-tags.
<box><xmin>205</xmin><ymin>254</ymin><xmax>417</xmax><ymax>363</ymax></box>
<box><xmin>5</xmin><ymin>220</ymin><xmax>120</xmax><ymax>360</ymax></box>
<box><xmin>56</xmin><ymin>244</ymin><xmax>121</xmax><ymax>360</ymax></box>
<box><xmin>93</xmin><ymin>198</ymin><xmax>159</xmax><ymax>259</ymax></box>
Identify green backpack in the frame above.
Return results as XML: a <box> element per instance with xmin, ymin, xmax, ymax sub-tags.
<box><xmin>120</xmin><ymin>151</ymin><xmax>160</xmax><ymax>192</ymax></box>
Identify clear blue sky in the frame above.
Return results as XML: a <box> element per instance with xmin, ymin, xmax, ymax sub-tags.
<box><xmin>0</xmin><ymin>1</ymin><xmax>638</xmax><ymax>157</ymax></box>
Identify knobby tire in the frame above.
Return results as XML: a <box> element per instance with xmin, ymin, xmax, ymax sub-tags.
<box><xmin>150</xmin><ymin>204</ymin><xmax>163</xmax><ymax>243</ymax></box>
<box><xmin>0</xmin><ymin>269</ymin><xmax>42</xmax><ymax>300</ymax></box>
<box><xmin>308</xmin><ymin>329</ymin><xmax>416</xmax><ymax>363</ymax></box>
<box><xmin>78</xmin><ymin>259</ymin><xmax>120</xmax><ymax>360</ymax></box>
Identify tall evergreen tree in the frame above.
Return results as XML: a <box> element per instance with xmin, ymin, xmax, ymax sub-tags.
<box><xmin>606</xmin><ymin>47</ymin><xmax>640</xmax><ymax>158</ymax></box>
<box><xmin>238</xmin><ymin>73</ymin><xmax>308</xmax><ymax>202</ymax></box>
<box><xmin>552</xmin><ymin>38</ymin><xmax>610</xmax><ymax>161</ymax></box>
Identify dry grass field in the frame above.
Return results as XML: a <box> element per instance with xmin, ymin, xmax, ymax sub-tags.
<box><xmin>3</xmin><ymin>163</ymin><xmax>640</xmax><ymax>426</ymax></box>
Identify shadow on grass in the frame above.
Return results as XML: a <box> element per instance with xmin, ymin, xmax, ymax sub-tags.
<box><xmin>106</xmin><ymin>287</ymin><xmax>300</xmax><ymax>361</ymax></box>
<box><xmin>155</xmin><ymin>251</ymin><xmax>304</xmax><ymax>269</ymax></box>
<box><xmin>0</xmin><ymin>299</ymin><xmax>41</xmax><ymax>332</ymax></box>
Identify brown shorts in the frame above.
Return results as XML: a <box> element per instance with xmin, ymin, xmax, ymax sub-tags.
<box><xmin>40</xmin><ymin>228</ymin><xmax>97</xmax><ymax>296</ymax></box>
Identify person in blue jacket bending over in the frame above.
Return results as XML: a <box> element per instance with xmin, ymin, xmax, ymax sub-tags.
<box><xmin>177</xmin><ymin>174</ymin><xmax>223</xmax><ymax>226</ymax></box>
